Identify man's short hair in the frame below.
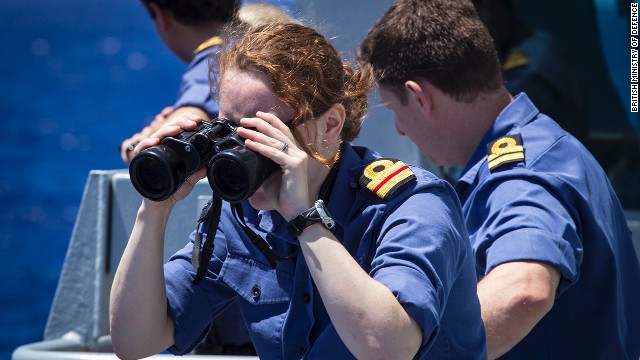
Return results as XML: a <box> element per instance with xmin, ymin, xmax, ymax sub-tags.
<box><xmin>141</xmin><ymin>0</ymin><xmax>240</xmax><ymax>26</ymax></box>
<box><xmin>358</xmin><ymin>0</ymin><xmax>503</xmax><ymax>103</ymax></box>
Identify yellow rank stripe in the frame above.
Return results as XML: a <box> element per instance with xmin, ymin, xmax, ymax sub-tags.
<box><xmin>193</xmin><ymin>36</ymin><xmax>225</xmax><ymax>55</ymax></box>
<box><xmin>502</xmin><ymin>52</ymin><xmax>529</xmax><ymax>72</ymax></box>
<box><xmin>488</xmin><ymin>151</ymin><xmax>525</xmax><ymax>170</ymax></box>
<box><xmin>487</xmin><ymin>145</ymin><xmax>524</xmax><ymax>163</ymax></box>
<box><xmin>486</xmin><ymin>134</ymin><xmax>525</xmax><ymax>171</ymax></box>
<box><xmin>363</xmin><ymin>160</ymin><xmax>415</xmax><ymax>200</ymax></box>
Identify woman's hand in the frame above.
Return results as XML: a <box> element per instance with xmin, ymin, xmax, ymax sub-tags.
<box><xmin>131</xmin><ymin>113</ymin><xmax>207</xmax><ymax>209</ymax></box>
<box><xmin>237</xmin><ymin>111</ymin><xmax>314</xmax><ymax>219</ymax></box>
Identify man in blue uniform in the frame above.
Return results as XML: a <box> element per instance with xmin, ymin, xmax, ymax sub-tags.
<box><xmin>117</xmin><ymin>0</ymin><xmax>256</xmax><ymax>354</ymax></box>
<box><xmin>119</xmin><ymin>0</ymin><xmax>235</xmax><ymax>164</ymax></box>
<box><xmin>110</xmin><ymin>23</ymin><xmax>486</xmax><ymax>359</ymax></box>
<box><xmin>358</xmin><ymin>0</ymin><xmax>640</xmax><ymax>358</ymax></box>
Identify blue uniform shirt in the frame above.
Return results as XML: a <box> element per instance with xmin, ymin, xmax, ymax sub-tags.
<box><xmin>173</xmin><ymin>45</ymin><xmax>220</xmax><ymax>117</ymax></box>
<box><xmin>455</xmin><ymin>93</ymin><xmax>640</xmax><ymax>359</ymax></box>
<box><xmin>172</xmin><ymin>41</ymin><xmax>251</xmax><ymax>348</ymax></box>
<box><xmin>164</xmin><ymin>144</ymin><xmax>487</xmax><ymax>359</ymax></box>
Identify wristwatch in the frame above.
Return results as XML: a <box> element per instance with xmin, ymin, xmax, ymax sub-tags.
<box><xmin>287</xmin><ymin>200</ymin><xmax>335</xmax><ymax>240</ymax></box>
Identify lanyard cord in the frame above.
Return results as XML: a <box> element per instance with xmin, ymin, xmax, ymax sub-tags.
<box><xmin>191</xmin><ymin>160</ymin><xmax>341</xmax><ymax>282</ymax></box>
<box><xmin>231</xmin><ymin>203</ymin><xmax>300</xmax><ymax>269</ymax></box>
<box><xmin>232</xmin><ymin>160</ymin><xmax>340</xmax><ymax>269</ymax></box>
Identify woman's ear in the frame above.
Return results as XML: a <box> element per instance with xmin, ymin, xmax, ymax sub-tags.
<box><xmin>321</xmin><ymin>103</ymin><xmax>346</xmax><ymax>142</ymax></box>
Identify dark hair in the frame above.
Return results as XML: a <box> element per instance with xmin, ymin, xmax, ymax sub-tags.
<box><xmin>141</xmin><ymin>0</ymin><xmax>240</xmax><ymax>26</ymax></box>
<box><xmin>216</xmin><ymin>22</ymin><xmax>373</xmax><ymax>165</ymax></box>
<box><xmin>358</xmin><ymin>0</ymin><xmax>503</xmax><ymax>103</ymax></box>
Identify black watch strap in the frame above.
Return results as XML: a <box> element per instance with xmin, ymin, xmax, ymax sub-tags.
<box><xmin>287</xmin><ymin>200</ymin><xmax>335</xmax><ymax>240</ymax></box>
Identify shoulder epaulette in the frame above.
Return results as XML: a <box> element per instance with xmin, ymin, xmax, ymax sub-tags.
<box><xmin>502</xmin><ymin>52</ymin><xmax>529</xmax><ymax>72</ymax></box>
<box><xmin>359</xmin><ymin>158</ymin><xmax>416</xmax><ymax>200</ymax></box>
<box><xmin>193</xmin><ymin>36</ymin><xmax>225</xmax><ymax>55</ymax></box>
<box><xmin>487</xmin><ymin>134</ymin><xmax>525</xmax><ymax>172</ymax></box>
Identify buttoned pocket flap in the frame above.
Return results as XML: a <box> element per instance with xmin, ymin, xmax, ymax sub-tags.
<box><xmin>219</xmin><ymin>253</ymin><xmax>294</xmax><ymax>304</ymax></box>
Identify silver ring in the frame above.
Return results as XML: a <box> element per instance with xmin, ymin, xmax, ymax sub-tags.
<box><xmin>280</xmin><ymin>142</ymin><xmax>289</xmax><ymax>152</ymax></box>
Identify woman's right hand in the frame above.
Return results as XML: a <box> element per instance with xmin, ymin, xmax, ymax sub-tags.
<box><xmin>131</xmin><ymin>113</ymin><xmax>208</xmax><ymax>209</ymax></box>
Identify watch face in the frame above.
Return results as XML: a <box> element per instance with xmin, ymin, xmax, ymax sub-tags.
<box><xmin>315</xmin><ymin>200</ymin><xmax>335</xmax><ymax>229</ymax></box>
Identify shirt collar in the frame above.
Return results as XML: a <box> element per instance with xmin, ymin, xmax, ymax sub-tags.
<box><xmin>457</xmin><ymin>93</ymin><xmax>539</xmax><ymax>185</ymax></box>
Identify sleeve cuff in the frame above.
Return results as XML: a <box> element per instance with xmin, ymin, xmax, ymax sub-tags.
<box><xmin>486</xmin><ymin>227</ymin><xmax>581</xmax><ymax>293</ymax></box>
<box><xmin>374</xmin><ymin>268</ymin><xmax>441</xmax><ymax>351</ymax></box>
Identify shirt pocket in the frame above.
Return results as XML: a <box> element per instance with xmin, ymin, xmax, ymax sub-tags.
<box><xmin>219</xmin><ymin>253</ymin><xmax>294</xmax><ymax>304</ymax></box>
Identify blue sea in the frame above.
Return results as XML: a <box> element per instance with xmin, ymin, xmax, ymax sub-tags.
<box><xmin>0</xmin><ymin>0</ymin><xmax>294</xmax><ymax>358</ymax></box>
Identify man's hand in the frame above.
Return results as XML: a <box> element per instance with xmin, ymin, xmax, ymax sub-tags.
<box><xmin>120</xmin><ymin>106</ymin><xmax>175</xmax><ymax>164</ymax></box>
<box><xmin>120</xmin><ymin>106</ymin><xmax>211</xmax><ymax>164</ymax></box>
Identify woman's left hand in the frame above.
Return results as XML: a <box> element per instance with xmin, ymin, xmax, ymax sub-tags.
<box><xmin>236</xmin><ymin>111</ymin><xmax>314</xmax><ymax>219</ymax></box>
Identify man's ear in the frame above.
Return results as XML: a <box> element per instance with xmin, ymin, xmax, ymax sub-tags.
<box><xmin>148</xmin><ymin>2</ymin><xmax>173</xmax><ymax>32</ymax></box>
<box><xmin>405</xmin><ymin>80</ymin><xmax>432</xmax><ymax>115</ymax></box>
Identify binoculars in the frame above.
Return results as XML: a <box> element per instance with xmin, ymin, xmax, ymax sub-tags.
<box><xmin>129</xmin><ymin>118</ymin><xmax>278</xmax><ymax>202</ymax></box>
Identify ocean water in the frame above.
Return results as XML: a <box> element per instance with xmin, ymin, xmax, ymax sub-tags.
<box><xmin>0</xmin><ymin>0</ymin><xmax>294</xmax><ymax>358</ymax></box>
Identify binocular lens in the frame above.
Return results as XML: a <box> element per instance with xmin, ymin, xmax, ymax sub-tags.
<box><xmin>207</xmin><ymin>147</ymin><xmax>277</xmax><ymax>202</ymax></box>
<box><xmin>209</xmin><ymin>157</ymin><xmax>249</xmax><ymax>201</ymax></box>
<box><xmin>129</xmin><ymin>145</ymin><xmax>181</xmax><ymax>201</ymax></box>
<box><xmin>136</xmin><ymin>158</ymin><xmax>171</xmax><ymax>193</ymax></box>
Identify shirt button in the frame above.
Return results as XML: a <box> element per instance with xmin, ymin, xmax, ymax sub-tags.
<box><xmin>303</xmin><ymin>292</ymin><xmax>311</xmax><ymax>304</ymax></box>
<box><xmin>298</xmin><ymin>347</ymin><xmax>306</xmax><ymax>356</ymax></box>
<box><xmin>251</xmin><ymin>286</ymin><xmax>261</xmax><ymax>300</ymax></box>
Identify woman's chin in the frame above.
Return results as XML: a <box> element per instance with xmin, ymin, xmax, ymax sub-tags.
<box><xmin>248</xmin><ymin>192</ymin><xmax>271</xmax><ymax>211</ymax></box>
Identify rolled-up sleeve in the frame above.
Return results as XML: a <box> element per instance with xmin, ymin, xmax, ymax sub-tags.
<box><xmin>473</xmin><ymin>176</ymin><xmax>583</xmax><ymax>294</ymax></box>
<box><xmin>370</xmin><ymin>186</ymin><xmax>471</xmax><ymax>353</ymax></box>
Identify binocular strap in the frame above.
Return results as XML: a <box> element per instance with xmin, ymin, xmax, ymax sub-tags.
<box><xmin>231</xmin><ymin>203</ymin><xmax>301</xmax><ymax>269</ymax></box>
<box><xmin>192</xmin><ymin>195</ymin><xmax>222</xmax><ymax>284</ymax></box>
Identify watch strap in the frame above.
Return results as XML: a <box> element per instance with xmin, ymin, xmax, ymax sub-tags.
<box><xmin>287</xmin><ymin>200</ymin><xmax>334</xmax><ymax>240</ymax></box>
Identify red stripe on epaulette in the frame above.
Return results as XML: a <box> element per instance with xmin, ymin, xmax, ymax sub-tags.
<box><xmin>359</xmin><ymin>159</ymin><xmax>416</xmax><ymax>200</ymax></box>
<box><xmin>373</xmin><ymin>165</ymin><xmax>409</xmax><ymax>193</ymax></box>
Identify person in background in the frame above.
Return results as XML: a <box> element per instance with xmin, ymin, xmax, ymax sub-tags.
<box><xmin>472</xmin><ymin>0</ymin><xmax>587</xmax><ymax>143</ymax></box>
<box><xmin>119</xmin><ymin>1</ymin><xmax>295</xmax><ymax>165</ymax></box>
<box><xmin>117</xmin><ymin>0</ymin><xmax>258</xmax><ymax>355</ymax></box>
<box><xmin>110</xmin><ymin>22</ymin><xmax>486</xmax><ymax>359</ymax></box>
<box><xmin>357</xmin><ymin>0</ymin><xmax>640</xmax><ymax>358</ymax></box>
<box><xmin>473</xmin><ymin>0</ymin><xmax>640</xmax><ymax>199</ymax></box>
<box><xmin>119</xmin><ymin>0</ymin><xmax>239</xmax><ymax>164</ymax></box>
